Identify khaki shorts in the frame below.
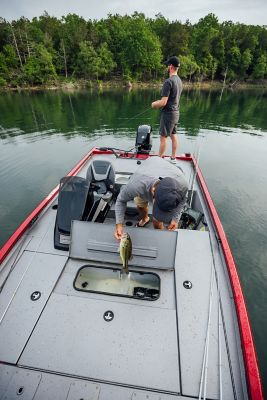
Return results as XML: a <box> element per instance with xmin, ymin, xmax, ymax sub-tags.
<box><xmin>134</xmin><ymin>196</ymin><xmax>149</xmax><ymax>208</ymax></box>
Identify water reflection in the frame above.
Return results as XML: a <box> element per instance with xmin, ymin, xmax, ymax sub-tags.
<box><xmin>0</xmin><ymin>89</ymin><xmax>267</xmax><ymax>141</ymax></box>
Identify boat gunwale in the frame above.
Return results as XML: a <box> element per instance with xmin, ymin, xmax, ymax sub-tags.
<box><xmin>0</xmin><ymin>149</ymin><xmax>263</xmax><ymax>399</ymax></box>
<box><xmin>192</xmin><ymin>155</ymin><xmax>263</xmax><ymax>400</ymax></box>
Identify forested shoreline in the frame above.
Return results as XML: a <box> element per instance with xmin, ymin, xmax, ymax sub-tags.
<box><xmin>0</xmin><ymin>12</ymin><xmax>267</xmax><ymax>89</ymax></box>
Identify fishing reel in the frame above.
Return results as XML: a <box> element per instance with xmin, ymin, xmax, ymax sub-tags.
<box><xmin>179</xmin><ymin>208</ymin><xmax>204</xmax><ymax>230</ymax></box>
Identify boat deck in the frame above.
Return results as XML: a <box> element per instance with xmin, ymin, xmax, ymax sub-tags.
<box><xmin>0</xmin><ymin>154</ymin><xmax>249</xmax><ymax>399</ymax></box>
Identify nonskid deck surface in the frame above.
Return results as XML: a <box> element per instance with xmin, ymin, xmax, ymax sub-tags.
<box><xmin>0</xmin><ymin>154</ymin><xmax>247</xmax><ymax>399</ymax></box>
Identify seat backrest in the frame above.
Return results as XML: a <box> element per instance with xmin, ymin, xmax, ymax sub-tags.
<box><xmin>56</xmin><ymin>176</ymin><xmax>89</xmax><ymax>233</ymax></box>
<box><xmin>86</xmin><ymin>160</ymin><xmax>115</xmax><ymax>194</ymax></box>
<box><xmin>54</xmin><ymin>176</ymin><xmax>90</xmax><ymax>250</ymax></box>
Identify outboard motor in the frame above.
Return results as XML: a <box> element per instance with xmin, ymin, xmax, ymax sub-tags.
<box><xmin>54</xmin><ymin>160</ymin><xmax>115</xmax><ymax>251</ymax></box>
<box><xmin>135</xmin><ymin>125</ymin><xmax>152</xmax><ymax>154</ymax></box>
<box><xmin>85</xmin><ymin>160</ymin><xmax>115</xmax><ymax>222</ymax></box>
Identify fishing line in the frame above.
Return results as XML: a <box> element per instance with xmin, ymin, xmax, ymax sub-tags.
<box><xmin>118</xmin><ymin>106</ymin><xmax>152</xmax><ymax>121</ymax></box>
<box><xmin>100</xmin><ymin>105</ymin><xmax>152</xmax><ymax>157</ymax></box>
<box><xmin>98</xmin><ymin>106</ymin><xmax>152</xmax><ymax>156</ymax></box>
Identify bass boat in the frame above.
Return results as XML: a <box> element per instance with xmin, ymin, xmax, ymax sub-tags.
<box><xmin>0</xmin><ymin>125</ymin><xmax>263</xmax><ymax>399</ymax></box>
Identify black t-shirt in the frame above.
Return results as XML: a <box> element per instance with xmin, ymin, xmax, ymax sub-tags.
<box><xmin>161</xmin><ymin>75</ymin><xmax>183</xmax><ymax>112</ymax></box>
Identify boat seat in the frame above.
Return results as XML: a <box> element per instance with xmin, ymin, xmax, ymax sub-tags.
<box><xmin>84</xmin><ymin>159</ymin><xmax>115</xmax><ymax>222</ymax></box>
<box><xmin>54</xmin><ymin>176</ymin><xmax>90</xmax><ymax>250</ymax></box>
<box><xmin>53</xmin><ymin>160</ymin><xmax>115</xmax><ymax>251</ymax></box>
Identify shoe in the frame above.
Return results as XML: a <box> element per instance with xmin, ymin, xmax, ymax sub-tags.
<box><xmin>169</xmin><ymin>157</ymin><xmax>177</xmax><ymax>163</ymax></box>
<box><xmin>135</xmin><ymin>218</ymin><xmax>150</xmax><ymax>228</ymax></box>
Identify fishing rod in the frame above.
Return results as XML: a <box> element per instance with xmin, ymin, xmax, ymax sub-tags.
<box><xmin>188</xmin><ymin>146</ymin><xmax>201</xmax><ymax>208</ymax></box>
<box><xmin>198</xmin><ymin>261</ymin><xmax>215</xmax><ymax>400</ymax></box>
<box><xmin>118</xmin><ymin>106</ymin><xmax>152</xmax><ymax>121</ymax></box>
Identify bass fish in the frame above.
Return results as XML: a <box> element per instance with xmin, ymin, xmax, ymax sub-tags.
<box><xmin>119</xmin><ymin>232</ymin><xmax>133</xmax><ymax>274</ymax></box>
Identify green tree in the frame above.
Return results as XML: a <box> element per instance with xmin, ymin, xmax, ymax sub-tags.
<box><xmin>240</xmin><ymin>49</ymin><xmax>253</xmax><ymax>78</ymax></box>
<box><xmin>0</xmin><ymin>45</ymin><xmax>21</xmax><ymax>84</ymax></box>
<box><xmin>0</xmin><ymin>17</ymin><xmax>11</xmax><ymax>49</ymax></box>
<box><xmin>23</xmin><ymin>44</ymin><xmax>57</xmax><ymax>84</ymax></box>
<box><xmin>121</xmin><ymin>13</ymin><xmax>163</xmax><ymax>79</ymax></box>
<box><xmin>97</xmin><ymin>42</ymin><xmax>116</xmax><ymax>78</ymax></box>
<box><xmin>227</xmin><ymin>46</ymin><xmax>241</xmax><ymax>79</ymax></box>
<box><xmin>252</xmin><ymin>54</ymin><xmax>267</xmax><ymax>79</ymax></box>
<box><xmin>60</xmin><ymin>14</ymin><xmax>88</xmax><ymax>75</ymax></box>
<box><xmin>208</xmin><ymin>55</ymin><xmax>219</xmax><ymax>80</ymax></box>
<box><xmin>3</xmin><ymin>44</ymin><xmax>18</xmax><ymax>68</ymax></box>
<box><xmin>75</xmin><ymin>41</ymin><xmax>99</xmax><ymax>79</ymax></box>
<box><xmin>179</xmin><ymin>55</ymin><xmax>199</xmax><ymax>80</ymax></box>
<box><xmin>158</xmin><ymin>20</ymin><xmax>190</xmax><ymax>59</ymax></box>
<box><xmin>149</xmin><ymin>13</ymin><xmax>169</xmax><ymax>42</ymax></box>
<box><xmin>190</xmin><ymin>14</ymin><xmax>221</xmax><ymax>78</ymax></box>
<box><xmin>234</xmin><ymin>24</ymin><xmax>258</xmax><ymax>53</ymax></box>
<box><xmin>1</xmin><ymin>12</ymin><xmax>267</xmax><ymax>85</ymax></box>
<box><xmin>150</xmin><ymin>14</ymin><xmax>191</xmax><ymax>60</ymax></box>
<box><xmin>0</xmin><ymin>52</ymin><xmax>8</xmax><ymax>77</ymax></box>
<box><xmin>28</xmin><ymin>18</ymin><xmax>45</xmax><ymax>44</ymax></box>
<box><xmin>104</xmin><ymin>13</ymin><xmax>162</xmax><ymax>80</ymax></box>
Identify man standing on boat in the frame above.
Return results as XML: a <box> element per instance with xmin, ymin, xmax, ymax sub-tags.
<box><xmin>151</xmin><ymin>56</ymin><xmax>183</xmax><ymax>160</ymax></box>
<box><xmin>114</xmin><ymin>156</ymin><xmax>188</xmax><ymax>240</ymax></box>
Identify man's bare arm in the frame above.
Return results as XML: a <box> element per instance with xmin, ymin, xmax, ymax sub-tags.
<box><xmin>151</xmin><ymin>96</ymin><xmax>168</xmax><ymax>109</ymax></box>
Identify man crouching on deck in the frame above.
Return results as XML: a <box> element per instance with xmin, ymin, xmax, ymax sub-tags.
<box><xmin>114</xmin><ymin>157</ymin><xmax>188</xmax><ymax>240</ymax></box>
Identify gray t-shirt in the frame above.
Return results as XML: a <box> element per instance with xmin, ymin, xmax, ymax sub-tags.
<box><xmin>161</xmin><ymin>75</ymin><xmax>183</xmax><ymax>112</ymax></box>
<box><xmin>115</xmin><ymin>157</ymin><xmax>188</xmax><ymax>224</ymax></box>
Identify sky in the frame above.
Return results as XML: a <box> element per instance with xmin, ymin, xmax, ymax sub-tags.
<box><xmin>0</xmin><ymin>0</ymin><xmax>267</xmax><ymax>25</ymax></box>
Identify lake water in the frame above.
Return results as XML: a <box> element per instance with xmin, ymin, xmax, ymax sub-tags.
<box><xmin>0</xmin><ymin>87</ymin><xmax>267</xmax><ymax>394</ymax></box>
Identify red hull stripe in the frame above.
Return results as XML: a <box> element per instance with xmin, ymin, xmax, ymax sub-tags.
<box><xmin>193</xmin><ymin>156</ymin><xmax>263</xmax><ymax>399</ymax></box>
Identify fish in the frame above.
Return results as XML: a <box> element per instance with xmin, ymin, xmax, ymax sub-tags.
<box><xmin>119</xmin><ymin>232</ymin><xmax>133</xmax><ymax>274</ymax></box>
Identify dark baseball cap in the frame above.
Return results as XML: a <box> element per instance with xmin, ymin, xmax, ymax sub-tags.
<box><xmin>153</xmin><ymin>177</ymin><xmax>184</xmax><ymax>224</ymax></box>
<box><xmin>164</xmin><ymin>56</ymin><xmax>180</xmax><ymax>68</ymax></box>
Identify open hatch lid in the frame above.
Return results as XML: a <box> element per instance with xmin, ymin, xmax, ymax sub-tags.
<box><xmin>69</xmin><ymin>221</ymin><xmax>178</xmax><ymax>270</ymax></box>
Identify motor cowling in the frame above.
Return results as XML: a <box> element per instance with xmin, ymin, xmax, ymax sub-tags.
<box><xmin>135</xmin><ymin>125</ymin><xmax>152</xmax><ymax>154</ymax></box>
